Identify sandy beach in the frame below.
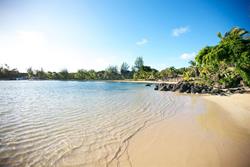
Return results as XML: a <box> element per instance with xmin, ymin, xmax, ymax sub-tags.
<box><xmin>119</xmin><ymin>94</ymin><xmax>250</xmax><ymax>167</ymax></box>
<box><xmin>1</xmin><ymin>81</ymin><xmax>250</xmax><ymax>167</ymax></box>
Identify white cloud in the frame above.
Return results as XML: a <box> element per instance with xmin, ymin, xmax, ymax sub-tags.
<box><xmin>180</xmin><ymin>52</ymin><xmax>196</xmax><ymax>60</ymax></box>
<box><xmin>136</xmin><ymin>38</ymin><xmax>148</xmax><ymax>46</ymax></box>
<box><xmin>172</xmin><ymin>26</ymin><xmax>189</xmax><ymax>37</ymax></box>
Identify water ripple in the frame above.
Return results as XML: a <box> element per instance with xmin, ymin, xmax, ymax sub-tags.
<box><xmin>0</xmin><ymin>81</ymin><xmax>190</xmax><ymax>167</ymax></box>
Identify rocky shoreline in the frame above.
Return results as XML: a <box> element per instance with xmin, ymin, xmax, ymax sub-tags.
<box><xmin>153</xmin><ymin>81</ymin><xmax>249</xmax><ymax>95</ymax></box>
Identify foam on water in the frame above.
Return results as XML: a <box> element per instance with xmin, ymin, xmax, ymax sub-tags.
<box><xmin>0</xmin><ymin>81</ymin><xmax>190</xmax><ymax>166</ymax></box>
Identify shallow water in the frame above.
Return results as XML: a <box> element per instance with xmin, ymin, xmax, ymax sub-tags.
<box><xmin>0</xmin><ymin>81</ymin><xmax>190</xmax><ymax>167</ymax></box>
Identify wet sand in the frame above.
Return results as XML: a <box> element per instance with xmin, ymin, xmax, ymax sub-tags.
<box><xmin>120</xmin><ymin>94</ymin><xmax>250</xmax><ymax>167</ymax></box>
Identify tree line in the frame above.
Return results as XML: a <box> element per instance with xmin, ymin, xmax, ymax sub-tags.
<box><xmin>0</xmin><ymin>56</ymin><xmax>186</xmax><ymax>81</ymax></box>
<box><xmin>1</xmin><ymin>27</ymin><xmax>249</xmax><ymax>88</ymax></box>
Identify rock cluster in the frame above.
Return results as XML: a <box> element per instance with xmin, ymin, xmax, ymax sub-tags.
<box><xmin>153</xmin><ymin>81</ymin><xmax>247</xmax><ymax>95</ymax></box>
<box><xmin>145</xmin><ymin>83</ymin><xmax>152</xmax><ymax>87</ymax></box>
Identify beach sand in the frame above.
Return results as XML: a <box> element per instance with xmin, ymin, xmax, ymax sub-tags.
<box><xmin>119</xmin><ymin>94</ymin><xmax>250</xmax><ymax>167</ymax></box>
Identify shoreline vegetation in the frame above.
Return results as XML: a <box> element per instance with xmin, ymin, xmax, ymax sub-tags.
<box><xmin>1</xmin><ymin>27</ymin><xmax>250</xmax><ymax>95</ymax></box>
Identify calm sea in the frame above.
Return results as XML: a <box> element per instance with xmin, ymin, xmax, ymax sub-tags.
<box><xmin>0</xmin><ymin>81</ymin><xmax>190</xmax><ymax>166</ymax></box>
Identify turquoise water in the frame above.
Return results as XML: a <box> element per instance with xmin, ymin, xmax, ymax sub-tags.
<box><xmin>0</xmin><ymin>81</ymin><xmax>187</xmax><ymax>166</ymax></box>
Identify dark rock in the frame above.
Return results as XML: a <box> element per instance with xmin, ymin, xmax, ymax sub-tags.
<box><xmin>159</xmin><ymin>85</ymin><xmax>167</xmax><ymax>91</ymax></box>
<box><xmin>179</xmin><ymin>83</ymin><xmax>189</xmax><ymax>93</ymax></box>
<box><xmin>167</xmin><ymin>84</ymin><xmax>174</xmax><ymax>90</ymax></box>
<box><xmin>195</xmin><ymin>87</ymin><xmax>200</xmax><ymax>93</ymax></box>
<box><xmin>159</xmin><ymin>83</ymin><xmax>165</xmax><ymax>87</ymax></box>
<box><xmin>190</xmin><ymin>86</ymin><xmax>195</xmax><ymax>93</ymax></box>
<box><xmin>191</xmin><ymin>86</ymin><xmax>200</xmax><ymax>94</ymax></box>
<box><xmin>201</xmin><ymin>89</ymin><xmax>207</xmax><ymax>94</ymax></box>
<box><xmin>207</xmin><ymin>87</ymin><xmax>213</xmax><ymax>92</ymax></box>
<box><xmin>226</xmin><ymin>89</ymin><xmax>231</xmax><ymax>94</ymax></box>
<box><xmin>154</xmin><ymin>85</ymin><xmax>159</xmax><ymax>90</ymax></box>
<box><xmin>195</xmin><ymin>87</ymin><xmax>201</xmax><ymax>93</ymax></box>
<box><xmin>228</xmin><ymin>87</ymin><xmax>242</xmax><ymax>92</ymax></box>
<box><xmin>234</xmin><ymin>89</ymin><xmax>245</xmax><ymax>94</ymax></box>
<box><xmin>203</xmin><ymin>85</ymin><xmax>208</xmax><ymax>90</ymax></box>
<box><xmin>155</xmin><ymin>83</ymin><xmax>171</xmax><ymax>91</ymax></box>
<box><xmin>211</xmin><ymin>88</ymin><xmax>220</xmax><ymax>95</ymax></box>
<box><xmin>172</xmin><ymin>82</ymin><xmax>182</xmax><ymax>91</ymax></box>
<box><xmin>153</xmin><ymin>81</ymin><xmax>246</xmax><ymax>96</ymax></box>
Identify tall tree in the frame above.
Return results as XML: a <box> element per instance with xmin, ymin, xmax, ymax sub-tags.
<box><xmin>188</xmin><ymin>60</ymin><xmax>199</xmax><ymax>77</ymax></box>
<box><xmin>105</xmin><ymin>66</ymin><xmax>121</xmax><ymax>80</ymax></box>
<box><xmin>59</xmin><ymin>69</ymin><xmax>69</xmax><ymax>80</ymax></box>
<box><xmin>120</xmin><ymin>62</ymin><xmax>130</xmax><ymax>78</ymax></box>
<box><xmin>27</xmin><ymin>67</ymin><xmax>34</xmax><ymax>79</ymax></box>
<box><xmin>134</xmin><ymin>57</ymin><xmax>144</xmax><ymax>71</ymax></box>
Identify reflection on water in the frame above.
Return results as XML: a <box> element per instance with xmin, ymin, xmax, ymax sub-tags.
<box><xmin>0</xmin><ymin>81</ymin><xmax>189</xmax><ymax>166</ymax></box>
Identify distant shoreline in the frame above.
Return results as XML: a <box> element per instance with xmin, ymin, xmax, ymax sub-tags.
<box><xmin>0</xmin><ymin>79</ymin><xmax>178</xmax><ymax>85</ymax></box>
<box><xmin>110</xmin><ymin>79</ymin><xmax>178</xmax><ymax>84</ymax></box>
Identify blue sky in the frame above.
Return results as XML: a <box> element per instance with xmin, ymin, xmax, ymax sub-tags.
<box><xmin>0</xmin><ymin>0</ymin><xmax>249</xmax><ymax>72</ymax></box>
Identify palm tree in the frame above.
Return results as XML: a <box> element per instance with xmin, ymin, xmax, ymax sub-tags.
<box><xmin>217</xmin><ymin>27</ymin><xmax>248</xmax><ymax>41</ymax></box>
<box><xmin>188</xmin><ymin>60</ymin><xmax>199</xmax><ymax>77</ymax></box>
